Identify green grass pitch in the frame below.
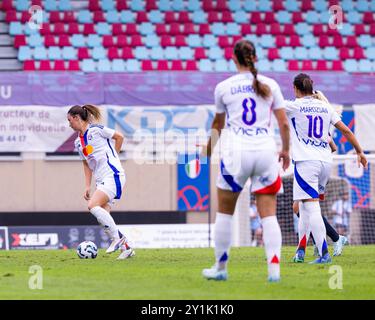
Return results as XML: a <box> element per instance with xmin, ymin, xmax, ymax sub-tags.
<box><xmin>0</xmin><ymin>246</ymin><xmax>374</xmax><ymax>300</ymax></box>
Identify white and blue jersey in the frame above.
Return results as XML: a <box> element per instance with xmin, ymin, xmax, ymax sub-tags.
<box><xmin>74</xmin><ymin>124</ymin><xmax>125</xmax><ymax>200</ymax></box>
<box><xmin>214</xmin><ymin>72</ymin><xmax>285</xmax><ymax>194</ymax></box>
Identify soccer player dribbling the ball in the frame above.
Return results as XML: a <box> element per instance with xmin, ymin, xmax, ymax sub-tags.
<box><xmin>67</xmin><ymin>104</ymin><xmax>134</xmax><ymax>260</ymax></box>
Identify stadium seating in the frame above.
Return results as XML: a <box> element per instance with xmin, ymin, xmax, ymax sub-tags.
<box><xmin>1</xmin><ymin>0</ymin><xmax>374</xmax><ymax>72</ymax></box>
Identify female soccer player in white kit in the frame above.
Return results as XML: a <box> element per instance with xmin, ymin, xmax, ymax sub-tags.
<box><xmin>202</xmin><ymin>40</ymin><xmax>291</xmax><ymax>282</ymax></box>
<box><xmin>286</xmin><ymin>74</ymin><xmax>367</xmax><ymax>264</ymax></box>
<box><xmin>67</xmin><ymin>104</ymin><xmax>134</xmax><ymax>260</ymax></box>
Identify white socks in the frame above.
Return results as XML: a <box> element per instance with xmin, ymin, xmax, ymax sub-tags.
<box><xmin>297</xmin><ymin>201</ymin><xmax>310</xmax><ymax>252</ymax></box>
<box><xmin>301</xmin><ymin>201</ymin><xmax>328</xmax><ymax>257</ymax></box>
<box><xmin>214</xmin><ymin>212</ymin><xmax>233</xmax><ymax>271</ymax></box>
<box><xmin>261</xmin><ymin>216</ymin><xmax>281</xmax><ymax>279</ymax></box>
<box><xmin>90</xmin><ymin>206</ymin><xmax>120</xmax><ymax>241</ymax></box>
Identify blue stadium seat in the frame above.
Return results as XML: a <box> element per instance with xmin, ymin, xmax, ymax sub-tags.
<box><xmin>229</xmin><ymin>60</ymin><xmax>237</xmax><ymax>72</ymax></box>
<box><xmin>150</xmin><ymin>46</ymin><xmax>164</xmax><ymax>60</ymax></box>
<box><xmin>305</xmin><ymin>11</ymin><xmax>320</xmax><ymax>24</ymax></box>
<box><xmin>28</xmin><ymin>34</ymin><xmax>43</xmax><ymax>47</ymax></box>
<box><xmin>179</xmin><ymin>47</ymin><xmax>194</xmax><ymax>60</ymax></box>
<box><xmin>165</xmin><ymin>47</ymin><xmax>179</xmax><ymax>60</ymax></box>
<box><xmin>301</xmin><ymin>34</ymin><xmax>317</xmax><ymax>48</ymax></box>
<box><xmin>226</xmin><ymin>23</ymin><xmax>241</xmax><ymax>36</ymax></box>
<box><xmin>257</xmin><ymin>59</ymin><xmax>272</xmax><ymax>72</ymax></box>
<box><xmin>259</xmin><ymin>35</ymin><xmax>275</xmax><ymax>48</ymax></box>
<box><xmin>214</xmin><ymin>59</ymin><xmax>229</xmax><ymax>72</ymax></box>
<box><xmin>92</xmin><ymin>47</ymin><xmax>106</xmax><ymax>60</ymax></box>
<box><xmin>106</xmin><ymin>11</ymin><xmax>120</xmax><ymax>24</ymax></box>
<box><xmin>272</xmin><ymin>59</ymin><xmax>287</xmax><ymax>72</ymax></box>
<box><xmin>309</xmin><ymin>47</ymin><xmax>323</xmax><ymax>60</ymax></box>
<box><xmin>97</xmin><ymin>59</ymin><xmax>112</xmax><ymax>72</ymax></box>
<box><xmin>126</xmin><ymin>59</ymin><xmax>141</xmax><ymax>72</ymax></box>
<box><xmin>77</xmin><ymin>10</ymin><xmax>93</xmax><ymax>23</ymax></box>
<box><xmin>82</xmin><ymin>59</ymin><xmax>96</xmax><ymax>72</ymax></box>
<box><xmin>358</xmin><ymin>59</ymin><xmax>372</xmax><ymax>72</ymax></box>
<box><xmin>228</xmin><ymin>0</ymin><xmax>242</xmax><ymax>11</ymax></box>
<box><xmin>245</xmin><ymin>34</ymin><xmax>258</xmax><ymax>46</ymax></box>
<box><xmin>129</xmin><ymin>0</ymin><xmax>145</xmax><ymax>11</ymax></box>
<box><xmin>211</xmin><ymin>23</ymin><xmax>226</xmax><ymax>36</ymax></box>
<box><xmin>48</xmin><ymin>46</ymin><xmax>62</xmax><ymax>60</ymax></box>
<box><xmin>323</xmin><ymin>47</ymin><xmax>338</xmax><ymax>60</ymax></box>
<box><xmin>208</xmin><ymin>46</ymin><xmax>223</xmax><ymax>60</ymax></box>
<box><xmin>187</xmin><ymin>0</ymin><xmax>201</xmax><ymax>12</ymax></box>
<box><xmin>159</xmin><ymin>0</ymin><xmax>172</xmax><ymax>11</ymax></box>
<box><xmin>370</xmin><ymin>0</ymin><xmax>375</xmax><ymax>11</ymax></box>
<box><xmin>9</xmin><ymin>22</ymin><xmax>23</xmax><ymax>36</ymax></box>
<box><xmin>102</xmin><ymin>0</ymin><xmax>116</xmax><ymax>12</ymax></box>
<box><xmin>18</xmin><ymin>46</ymin><xmax>32</xmax><ymax>61</ymax></box>
<box><xmin>202</xmin><ymin>35</ymin><xmax>217</xmax><ymax>48</ymax></box>
<box><xmin>139</xmin><ymin>23</ymin><xmax>155</xmax><ymax>36</ymax></box>
<box><xmin>172</xmin><ymin>0</ymin><xmax>185</xmax><ymax>11</ymax></box>
<box><xmin>258</xmin><ymin>0</ymin><xmax>271</xmax><ymax>12</ymax></box>
<box><xmin>62</xmin><ymin>47</ymin><xmax>77</xmax><ymax>60</ymax></box>
<box><xmin>339</xmin><ymin>23</ymin><xmax>354</xmax><ymax>36</ymax></box>
<box><xmin>284</xmin><ymin>0</ymin><xmax>300</xmax><ymax>12</ymax></box>
<box><xmin>144</xmin><ymin>34</ymin><xmax>160</xmax><ymax>48</ymax></box>
<box><xmin>294</xmin><ymin>47</ymin><xmax>309</xmax><ymax>60</ymax></box>
<box><xmin>314</xmin><ymin>0</ymin><xmax>328</xmax><ymax>12</ymax></box>
<box><xmin>191</xmin><ymin>11</ymin><xmax>207</xmax><ymax>24</ymax></box>
<box><xmin>187</xmin><ymin>34</ymin><xmax>202</xmax><ymax>48</ymax></box>
<box><xmin>344</xmin><ymin>59</ymin><xmax>358</xmax><ymax>72</ymax></box>
<box><xmin>34</xmin><ymin>47</ymin><xmax>48</xmax><ymax>60</ymax></box>
<box><xmin>96</xmin><ymin>23</ymin><xmax>111</xmax><ymax>35</ymax></box>
<box><xmin>15</xmin><ymin>0</ymin><xmax>30</xmax><ymax>11</ymax></box>
<box><xmin>59</xmin><ymin>0</ymin><xmax>72</xmax><ymax>11</ymax></box>
<box><xmin>134</xmin><ymin>47</ymin><xmax>150</xmax><ymax>59</ymax></box>
<box><xmin>71</xmin><ymin>34</ymin><xmax>86</xmax><ymax>47</ymax></box>
<box><xmin>342</xmin><ymin>0</ymin><xmax>354</xmax><ymax>12</ymax></box>
<box><xmin>256</xmin><ymin>47</ymin><xmax>265</xmax><ymax>60</ymax></box>
<box><xmin>319</xmin><ymin>11</ymin><xmax>331</xmax><ymax>24</ymax></box>
<box><xmin>295</xmin><ymin>23</ymin><xmax>311</xmax><ymax>35</ymax></box>
<box><xmin>276</xmin><ymin>11</ymin><xmax>292</xmax><ymax>24</ymax></box>
<box><xmin>243</xmin><ymin>0</ymin><xmax>257</xmax><ymax>11</ymax></box>
<box><xmin>87</xmin><ymin>34</ymin><xmax>102</xmax><ymax>48</ymax></box>
<box><xmin>112</xmin><ymin>59</ymin><xmax>126</xmax><ymax>72</ymax></box>
<box><xmin>120</xmin><ymin>11</ymin><xmax>136</xmax><ymax>23</ymax></box>
<box><xmin>365</xmin><ymin>47</ymin><xmax>375</xmax><ymax>59</ymax></box>
<box><xmin>279</xmin><ymin>47</ymin><xmax>294</xmax><ymax>60</ymax></box>
<box><xmin>149</xmin><ymin>10</ymin><xmax>164</xmax><ymax>23</ymax></box>
<box><xmin>358</xmin><ymin>35</ymin><xmax>373</xmax><ymax>48</ymax></box>
<box><xmin>357</xmin><ymin>0</ymin><xmax>370</xmax><ymax>12</ymax></box>
<box><xmin>198</xmin><ymin>59</ymin><xmax>213</xmax><ymax>72</ymax></box>
<box><xmin>346</xmin><ymin>11</ymin><xmax>362</xmax><ymax>24</ymax></box>
<box><xmin>44</xmin><ymin>0</ymin><xmax>58</xmax><ymax>11</ymax></box>
<box><xmin>233</xmin><ymin>11</ymin><xmax>249</xmax><ymax>24</ymax></box>
<box><xmin>24</xmin><ymin>24</ymin><xmax>39</xmax><ymax>36</ymax></box>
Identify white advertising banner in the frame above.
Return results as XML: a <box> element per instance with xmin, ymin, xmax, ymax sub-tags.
<box><xmin>353</xmin><ymin>104</ymin><xmax>375</xmax><ymax>151</ymax></box>
<box><xmin>118</xmin><ymin>224</ymin><xmax>213</xmax><ymax>248</ymax></box>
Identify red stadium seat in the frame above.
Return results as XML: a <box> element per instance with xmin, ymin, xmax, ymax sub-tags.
<box><xmin>124</xmin><ymin>24</ymin><xmax>137</xmax><ymax>34</ymax></box>
<box><xmin>301</xmin><ymin>60</ymin><xmax>314</xmax><ymax>71</ymax></box>
<box><xmin>136</xmin><ymin>12</ymin><xmax>148</xmax><ymax>23</ymax></box>
<box><xmin>224</xmin><ymin>47</ymin><xmax>233</xmax><ymax>59</ymax></box>
<box><xmin>44</xmin><ymin>35</ymin><xmax>56</xmax><ymax>47</ymax></box>
<box><xmin>20</xmin><ymin>11</ymin><xmax>31</xmax><ymax>23</ymax></box>
<box><xmin>222</xmin><ymin>11</ymin><xmax>233</xmax><ymax>23</ymax></box>
<box><xmin>40</xmin><ymin>23</ymin><xmax>52</xmax><ymax>35</ymax></box>
<box><xmin>272</xmin><ymin>0</ymin><xmax>284</xmax><ymax>11</ymax></box>
<box><xmin>270</xmin><ymin>23</ymin><xmax>282</xmax><ymax>35</ymax></box>
<box><xmin>331</xmin><ymin>60</ymin><xmax>344</xmax><ymax>71</ymax></box>
<box><xmin>264</xmin><ymin>12</ymin><xmax>276</xmax><ymax>24</ymax></box>
<box><xmin>288</xmin><ymin>60</ymin><xmax>300</xmax><ymax>70</ymax></box>
<box><xmin>353</xmin><ymin>47</ymin><xmax>366</xmax><ymax>59</ymax></box>
<box><xmin>161</xmin><ymin>35</ymin><xmax>173</xmax><ymax>47</ymax></box>
<box><xmin>241</xmin><ymin>24</ymin><xmax>252</xmax><ymax>35</ymax></box>
<box><xmin>171</xmin><ymin>61</ymin><xmax>183</xmax><ymax>71</ymax></box>
<box><xmin>178</xmin><ymin>12</ymin><xmax>191</xmax><ymax>23</ymax></box>
<box><xmin>283</xmin><ymin>24</ymin><xmax>296</xmax><ymax>35</ymax></box>
<box><xmin>289</xmin><ymin>35</ymin><xmax>301</xmax><ymax>47</ymax></box>
<box><xmin>186</xmin><ymin>60</ymin><xmax>198</xmax><ymax>70</ymax></box>
<box><xmin>313</xmin><ymin>24</ymin><xmax>325</xmax><ymax>36</ymax></box>
<box><xmin>275</xmin><ymin>35</ymin><xmax>287</xmax><ymax>47</ymax></box>
<box><xmin>78</xmin><ymin>47</ymin><xmax>90</xmax><ymax>59</ymax></box>
<box><xmin>255</xmin><ymin>24</ymin><xmax>267</xmax><ymax>36</ymax></box>
<box><xmin>156</xmin><ymin>24</ymin><xmax>168</xmax><ymax>35</ymax></box>
<box><xmin>103</xmin><ymin>35</ymin><xmax>115</xmax><ymax>47</ymax></box>
<box><xmin>218</xmin><ymin>36</ymin><xmax>231</xmax><ymax>48</ymax></box>
<box><xmin>14</xmin><ymin>35</ymin><xmax>26</xmax><ymax>48</ymax></box>
<box><xmin>208</xmin><ymin>11</ymin><xmax>220</xmax><ymax>23</ymax></box>
<box><xmin>142</xmin><ymin>60</ymin><xmax>154</xmax><ymax>71</ymax></box>
<box><xmin>198</xmin><ymin>24</ymin><xmax>211</xmax><ymax>35</ymax></box>
<box><xmin>49</xmin><ymin>11</ymin><xmax>61</xmax><ymax>23</ymax></box>
<box><xmin>165</xmin><ymin>12</ymin><xmax>177</xmax><ymax>23</ymax></box>
<box><xmin>117</xmin><ymin>35</ymin><xmax>128</xmax><ymax>47</ymax></box>
<box><xmin>67</xmin><ymin>23</ymin><xmax>80</xmax><ymax>35</ymax></box>
<box><xmin>268</xmin><ymin>48</ymin><xmax>280</xmax><ymax>60</ymax></box>
<box><xmin>363</xmin><ymin>12</ymin><xmax>375</xmax><ymax>24</ymax></box>
<box><xmin>369</xmin><ymin>24</ymin><xmax>375</xmax><ymax>36</ymax></box>
<box><xmin>145</xmin><ymin>0</ymin><xmax>157</xmax><ymax>10</ymax></box>
<box><xmin>58</xmin><ymin>35</ymin><xmax>71</xmax><ymax>47</ymax></box>
<box><xmin>121</xmin><ymin>47</ymin><xmax>134</xmax><ymax>59</ymax></box>
<box><xmin>68</xmin><ymin>60</ymin><xmax>80</xmax><ymax>71</ymax></box>
<box><xmin>83</xmin><ymin>24</ymin><xmax>96</xmax><ymax>35</ymax></box>
<box><xmin>2</xmin><ymin>0</ymin><xmax>14</xmax><ymax>11</ymax></box>
<box><xmin>31</xmin><ymin>0</ymin><xmax>42</xmax><ymax>5</ymax></box>
<box><xmin>203</xmin><ymin>0</ymin><xmax>214</xmax><ymax>11</ymax></box>
<box><xmin>301</xmin><ymin>0</ymin><xmax>313</xmax><ymax>10</ymax></box>
<box><xmin>354</xmin><ymin>24</ymin><xmax>367</xmax><ymax>35</ymax></box>
<box><xmin>63</xmin><ymin>12</ymin><xmax>75</xmax><ymax>23</ymax></box>
<box><xmin>54</xmin><ymin>60</ymin><xmax>66</xmax><ymax>71</ymax></box>
<box><xmin>112</xmin><ymin>24</ymin><xmax>124</xmax><ymax>35</ymax></box>
<box><xmin>108</xmin><ymin>47</ymin><xmax>120</xmax><ymax>59</ymax></box>
<box><xmin>39</xmin><ymin>60</ymin><xmax>52</xmax><ymax>71</ymax></box>
<box><xmin>54</xmin><ymin>23</ymin><xmax>66</xmax><ymax>35</ymax></box>
<box><xmin>116</xmin><ymin>0</ymin><xmax>128</xmax><ymax>11</ymax></box>
<box><xmin>318</xmin><ymin>35</ymin><xmax>330</xmax><ymax>47</ymax></box>
<box><xmin>93</xmin><ymin>11</ymin><xmax>105</xmax><ymax>22</ymax></box>
<box><xmin>339</xmin><ymin>47</ymin><xmax>351</xmax><ymax>60</ymax></box>
<box><xmin>195</xmin><ymin>47</ymin><xmax>206</xmax><ymax>59</ymax></box>
<box><xmin>181</xmin><ymin>23</ymin><xmax>195</xmax><ymax>35</ymax></box>
<box><xmin>175</xmin><ymin>35</ymin><xmax>187</xmax><ymax>47</ymax></box>
<box><xmin>292</xmin><ymin>12</ymin><xmax>303</xmax><ymax>24</ymax></box>
<box><xmin>250</xmin><ymin>12</ymin><xmax>262</xmax><ymax>24</ymax></box>
<box><xmin>5</xmin><ymin>11</ymin><xmax>17</xmax><ymax>23</ymax></box>
<box><xmin>346</xmin><ymin>36</ymin><xmax>358</xmax><ymax>48</ymax></box>
<box><xmin>216</xmin><ymin>0</ymin><xmax>228</xmax><ymax>11</ymax></box>
<box><xmin>24</xmin><ymin>60</ymin><xmax>36</xmax><ymax>71</ymax></box>
<box><xmin>170</xmin><ymin>23</ymin><xmax>181</xmax><ymax>35</ymax></box>
<box><xmin>129</xmin><ymin>35</ymin><xmax>142</xmax><ymax>46</ymax></box>
<box><xmin>316</xmin><ymin>60</ymin><xmax>328</xmax><ymax>71</ymax></box>
<box><xmin>88</xmin><ymin>0</ymin><xmax>101</xmax><ymax>11</ymax></box>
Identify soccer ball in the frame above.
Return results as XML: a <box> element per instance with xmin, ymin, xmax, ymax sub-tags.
<box><xmin>76</xmin><ymin>241</ymin><xmax>98</xmax><ymax>259</ymax></box>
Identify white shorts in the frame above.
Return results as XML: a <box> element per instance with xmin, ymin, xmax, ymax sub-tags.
<box><xmin>96</xmin><ymin>173</ymin><xmax>126</xmax><ymax>205</ymax></box>
<box><xmin>293</xmin><ymin>161</ymin><xmax>332</xmax><ymax>201</ymax></box>
<box><xmin>216</xmin><ymin>149</ymin><xmax>282</xmax><ymax>194</ymax></box>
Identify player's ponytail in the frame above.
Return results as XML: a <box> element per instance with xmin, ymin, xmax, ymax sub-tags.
<box><xmin>234</xmin><ymin>39</ymin><xmax>270</xmax><ymax>99</ymax></box>
<box><xmin>82</xmin><ymin>104</ymin><xmax>101</xmax><ymax>122</ymax></box>
<box><xmin>293</xmin><ymin>73</ymin><xmax>314</xmax><ymax>95</ymax></box>
<box><xmin>67</xmin><ymin>104</ymin><xmax>101</xmax><ymax>122</ymax></box>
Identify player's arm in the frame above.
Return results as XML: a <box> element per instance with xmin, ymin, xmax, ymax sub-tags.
<box><xmin>334</xmin><ymin>121</ymin><xmax>368</xmax><ymax>168</ymax></box>
<box><xmin>203</xmin><ymin>112</ymin><xmax>225</xmax><ymax>157</ymax></box>
<box><xmin>112</xmin><ymin>131</ymin><xmax>124</xmax><ymax>154</ymax></box>
<box><xmin>82</xmin><ymin>160</ymin><xmax>92</xmax><ymax>200</ymax></box>
<box><xmin>329</xmin><ymin>139</ymin><xmax>337</xmax><ymax>153</ymax></box>
<box><xmin>273</xmin><ymin>108</ymin><xmax>290</xmax><ymax>171</ymax></box>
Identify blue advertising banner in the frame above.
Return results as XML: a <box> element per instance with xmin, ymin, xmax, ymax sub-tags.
<box><xmin>177</xmin><ymin>154</ymin><xmax>210</xmax><ymax>212</ymax></box>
